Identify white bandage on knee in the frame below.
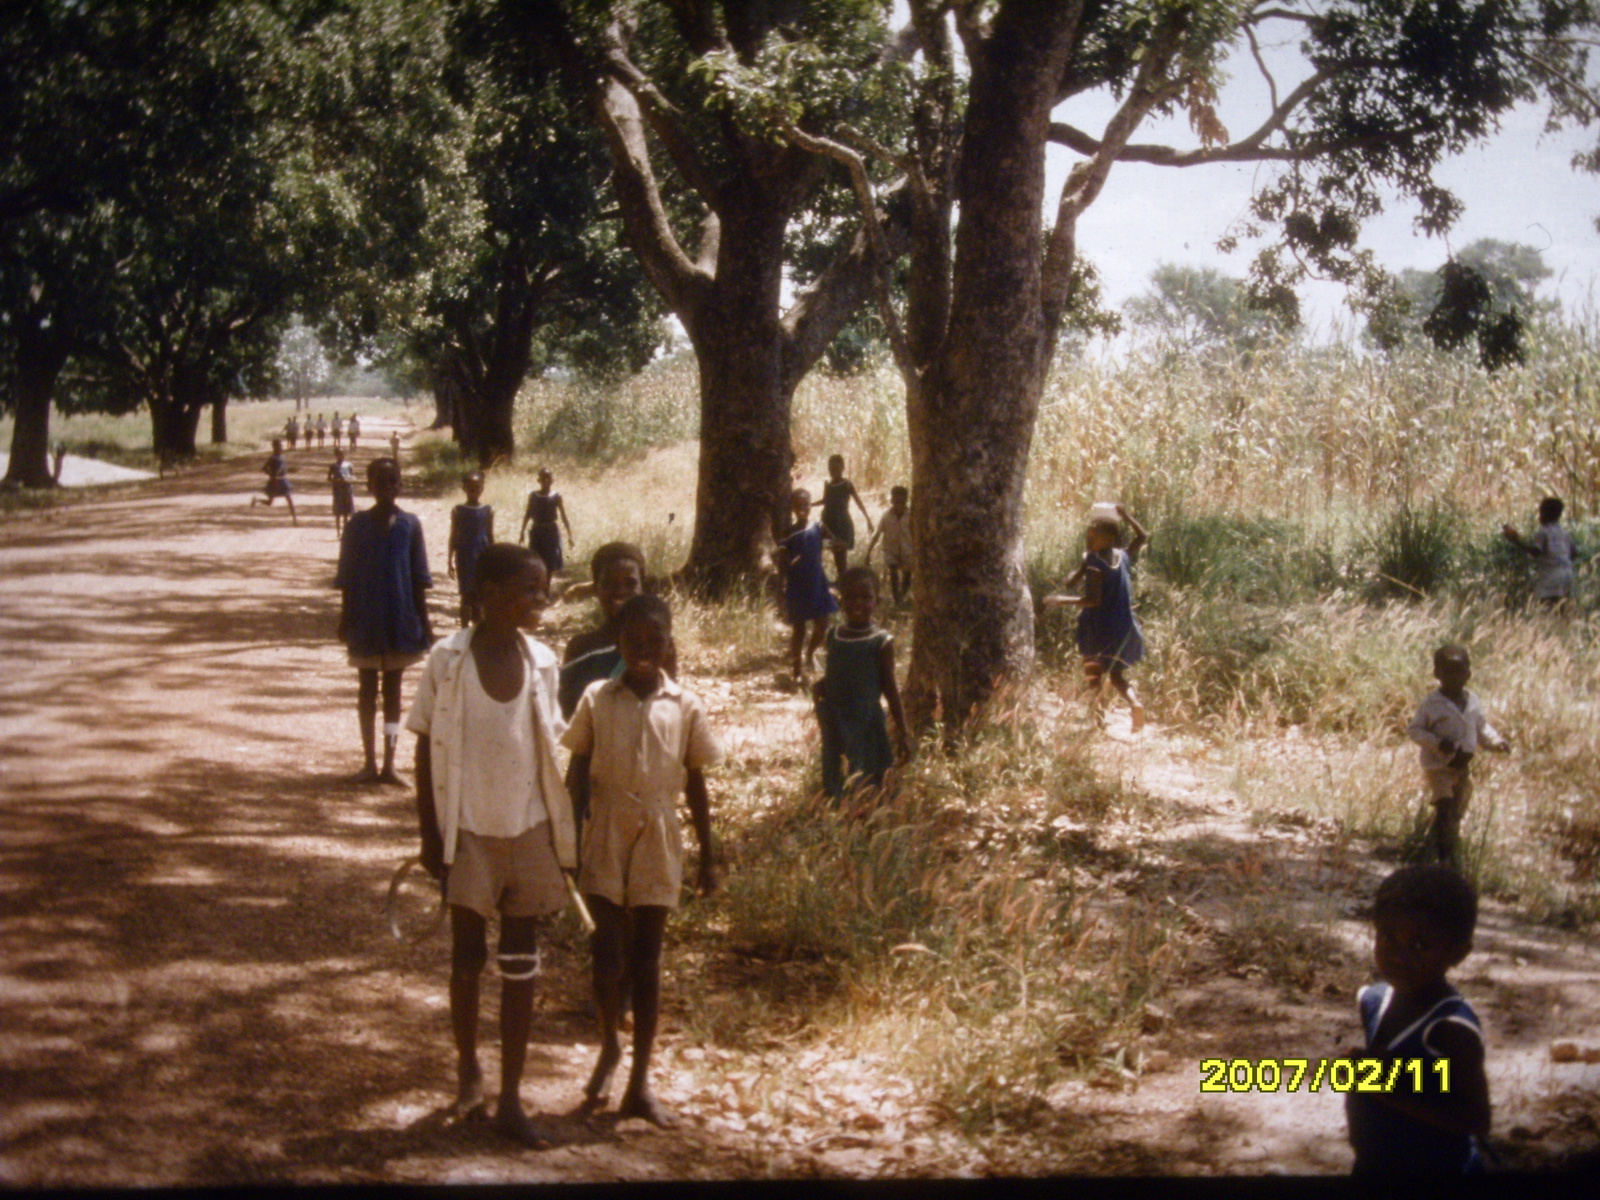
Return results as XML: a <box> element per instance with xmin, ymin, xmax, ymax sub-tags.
<box><xmin>498</xmin><ymin>950</ymin><xmax>542</xmax><ymax>981</ymax></box>
<box><xmin>384</xmin><ymin>722</ymin><xmax>403</xmax><ymax>739</ymax></box>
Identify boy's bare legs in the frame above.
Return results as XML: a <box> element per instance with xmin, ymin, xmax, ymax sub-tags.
<box><xmin>617</xmin><ymin>905</ymin><xmax>672</xmax><ymax>1127</ymax></box>
<box><xmin>804</xmin><ymin>617</ymin><xmax>828</xmax><ymax>676</ymax></box>
<box><xmin>1431</xmin><ymin>790</ymin><xmax>1467</xmax><ymax>865</ymax></box>
<box><xmin>356</xmin><ymin>668</ymin><xmax>380</xmax><ymax>780</ymax></box>
<box><xmin>582</xmin><ymin>894</ymin><xmax>628</xmax><ymax>1110</ymax></box>
<box><xmin>787</xmin><ymin>621</ymin><xmax>807</xmax><ymax>681</ymax></box>
<box><xmin>449</xmin><ymin>905</ymin><xmax>489</xmax><ymax>1115</ymax></box>
<box><xmin>493</xmin><ymin>915</ymin><xmax>552</xmax><ymax>1147</ymax></box>
<box><xmin>380</xmin><ymin>668</ymin><xmax>405</xmax><ymax>784</ymax></box>
<box><xmin>285</xmin><ymin>493</ymin><xmax>298</xmax><ymax>526</ymax></box>
<box><xmin>831</xmin><ymin>543</ymin><xmax>848</xmax><ymax>581</ymax></box>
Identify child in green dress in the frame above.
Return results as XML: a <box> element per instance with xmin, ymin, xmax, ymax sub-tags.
<box><xmin>814</xmin><ymin>566</ymin><xmax>909</xmax><ymax>800</ymax></box>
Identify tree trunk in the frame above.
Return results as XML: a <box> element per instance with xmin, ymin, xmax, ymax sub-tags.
<box><xmin>1</xmin><ymin>327</ymin><xmax>69</xmax><ymax>488</ymax></box>
<box><xmin>680</xmin><ymin>209</ymin><xmax>793</xmax><ymax>596</ymax></box>
<box><xmin>149</xmin><ymin>387</ymin><xmax>205</xmax><ymax>459</ymax></box>
<box><xmin>211</xmin><ymin>394</ymin><xmax>227</xmax><ymax>444</ymax></box>
<box><xmin>903</xmin><ymin>5</ymin><xmax>1076</xmax><ymax>729</ymax></box>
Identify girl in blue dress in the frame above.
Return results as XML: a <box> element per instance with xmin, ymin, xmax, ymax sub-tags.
<box><xmin>448</xmin><ymin>470</ymin><xmax>495</xmax><ymax>627</ymax></box>
<box><xmin>520</xmin><ymin>468</ymin><xmax>572</xmax><ymax>575</ymax></box>
<box><xmin>776</xmin><ymin>487</ymin><xmax>837</xmax><ymax>682</ymax></box>
<box><xmin>1043</xmin><ymin>503</ymin><xmax>1148</xmax><ymax>731</ymax></box>
<box><xmin>814</xmin><ymin>566</ymin><xmax>908</xmax><ymax>800</ymax></box>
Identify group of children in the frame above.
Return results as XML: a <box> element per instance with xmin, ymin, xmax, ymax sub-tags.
<box><xmin>283</xmin><ymin>410</ymin><xmax>359</xmax><ymax>452</ymax></box>
<box><xmin>322</xmin><ymin>443</ymin><xmax>1579</xmax><ymax>1169</ymax></box>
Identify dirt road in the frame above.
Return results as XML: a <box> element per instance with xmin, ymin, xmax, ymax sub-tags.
<box><xmin>2</xmin><ymin>423</ymin><xmax>1598</xmax><ymax>1184</ymax></box>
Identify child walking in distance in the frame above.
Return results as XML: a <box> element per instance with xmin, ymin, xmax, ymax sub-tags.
<box><xmin>315</xmin><ymin>413</ymin><xmax>327</xmax><ymax>448</ymax></box>
<box><xmin>331</xmin><ymin>411</ymin><xmax>344</xmax><ymax>452</ymax></box>
<box><xmin>336</xmin><ymin>457</ymin><xmax>434</xmax><ymax>784</ymax></box>
<box><xmin>1345</xmin><ymin>865</ymin><xmax>1491</xmax><ymax>1174</ymax></box>
<box><xmin>285</xmin><ymin>415</ymin><xmax>299</xmax><ymax>451</ymax></box>
<box><xmin>815</xmin><ymin>454</ymin><xmax>873</xmax><ymax>580</ymax></box>
<box><xmin>347</xmin><ymin>413</ymin><xmax>360</xmax><ymax>449</ymax></box>
<box><xmin>327</xmin><ymin>449</ymin><xmax>354</xmax><ymax>536</ymax></box>
<box><xmin>1502</xmin><ymin>496</ymin><xmax>1576</xmax><ymax>607</ymax></box>
<box><xmin>1407</xmin><ymin>645</ymin><xmax>1509</xmax><ymax>864</ymax></box>
<box><xmin>407</xmin><ymin>544</ymin><xmax>574</xmax><ymax>1149</ymax></box>
<box><xmin>1042</xmin><ymin>504</ymin><xmax>1147</xmax><ymax>730</ymax></box>
<box><xmin>520</xmin><ymin>468</ymin><xmax>572</xmax><ymax>575</ymax></box>
<box><xmin>563</xmin><ymin>594</ymin><xmax>719</xmax><ymax>1127</ymax></box>
<box><xmin>777</xmin><ymin>487</ymin><xmax>838</xmax><ymax>682</ymax></box>
<box><xmin>449</xmin><ymin>471</ymin><xmax>495</xmax><ymax>629</ymax></box>
<box><xmin>863</xmin><ymin>485</ymin><xmax>912</xmax><ymax>605</ymax></box>
<box><xmin>815</xmin><ymin>567</ymin><xmax>909</xmax><ymax>800</ymax></box>
<box><xmin>251</xmin><ymin>439</ymin><xmax>297</xmax><ymax>525</ymax></box>
<box><xmin>560</xmin><ymin>543</ymin><xmax>650</xmax><ymax>720</ymax></box>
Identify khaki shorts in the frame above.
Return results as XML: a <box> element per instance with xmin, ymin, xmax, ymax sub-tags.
<box><xmin>579</xmin><ymin>792</ymin><xmax>683</xmax><ymax>910</ymax></box>
<box><xmin>1423</xmin><ymin>768</ymin><xmax>1472</xmax><ymax>805</ymax></box>
<box><xmin>448</xmin><ymin>825</ymin><xmax>567</xmax><ymax>919</ymax></box>
<box><xmin>348</xmin><ymin>650</ymin><xmax>427</xmax><ymax>671</ymax></box>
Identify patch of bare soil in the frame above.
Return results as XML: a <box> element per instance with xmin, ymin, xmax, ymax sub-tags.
<box><xmin>2</xmin><ymin>427</ymin><xmax>1597</xmax><ymax>1185</ymax></box>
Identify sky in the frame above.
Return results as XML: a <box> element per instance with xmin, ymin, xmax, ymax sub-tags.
<box><xmin>1048</xmin><ymin>41</ymin><xmax>1600</xmax><ymax>340</ymax></box>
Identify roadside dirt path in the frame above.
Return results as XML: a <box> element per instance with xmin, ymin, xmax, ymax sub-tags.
<box><xmin>2</xmin><ymin>426</ymin><xmax>1597</xmax><ymax>1184</ymax></box>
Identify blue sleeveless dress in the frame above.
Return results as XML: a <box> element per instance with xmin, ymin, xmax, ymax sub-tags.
<box><xmin>782</xmin><ymin>523</ymin><xmax>837</xmax><ymax>625</ymax></box>
<box><xmin>1076</xmin><ymin>548</ymin><xmax>1143</xmax><ymax>668</ymax></box>
<box><xmin>1345</xmin><ymin>982</ymin><xmax>1483</xmax><ymax>1173</ymax></box>
<box><xmin>450</xmin><ymin>504</ymin><xmax>492</xmax><ymax>596</ymax></box>
<box><xmin>818</xmin><ymin>625</ymin><xmax>894</xmax><ymax>797</ymax></box>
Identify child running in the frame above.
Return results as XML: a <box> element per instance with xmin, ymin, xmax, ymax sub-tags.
<box><xmin>1042</xmin><ymin>503</ymin><xmax>1148</xmax><ymax>730</ymax></box>
<box><xmin>776</xmin><ymin>487</ymin><xmax>838</xmax><ymax>682</ymax></box>
<box><xmin>815</xmin><ymin>566</ymin><xmax>909</xmax><ymax>800</ymax></box>
<box><xmin>327</xmin><ymin>449</ymin><xmax>355</xmax><ymax>536</ymax></box>
<box><xmin>1502</xmin><ymin>496</ymin><xmax>1576</xmax><ymax>608</ymax></box>
<box><xmin>520</xmin><ymin>468</ymin><xmax>573</xmax><ymax>576</ymax></box>
<box><xmin>251</xmin><ymin>439</ymin><xmax>297</xmax><ymax>525</ymax></box>
<box><xmin>563</xmin><ymin>594</ymin><xmax>719</xmax><ymax>1127</ymax></box>
<box><xmin>1407</xmin><ymin>644</ymin><xmax>1509</xmax><ymax>864</ymax></box>
<box><xmin>335</xmin><ymin>457</ymin><xmax>434</xmax><ymax>784</ymax></box>
<box><xmin>1345</xmin><ymin>864</ymin><xmax>1491</xmax><ymax>1174</ymax></box>
<box><xmin>407</xmin><ymin>543</ymin><xmax>575</xmax><ymax>1148</ymax></box>
<box><xmin>449</xmin><ymin>471</ymin><xmax>495</xmax><ymax>628</ymax></box>
<box><xmin>559</xmin><ymin>542</ymin><xmax>650</xmax><ymax>720</ymax></box>
<box><xmin>815</xmin><ymin>454</ymin><xmax>873</xmax><ymax>580</ymax></box>
<box><xmin>863</xmin><ymin>485</ymin><xmax>913</xmax><ymax>606</ymax></box>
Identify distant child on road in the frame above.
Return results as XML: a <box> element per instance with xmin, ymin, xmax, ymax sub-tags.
<box><xmin>777</xmin><ymin>487</ymin><xmax>838</xmax><ymax>683</ymax></box>
<box><xmin>315</xmin><ymin>413</ymin><xmax>327</xmax><ymax>448</ymax></box>
<box><xmin>347</xmin><ymin>414</ymin><xmax>361</xmax><ymax>449</ymax></box>
<box><xmin>863</xmin><ymin>485</ymin><xmax>913</xmax><ymax>605</ymax></box>
<box><xmin>816</xmin><ymin>454</ymin><xmax>873</xmax><ymax>580</ymax></box>
<box><xmin>815</xmin><ymin>566</ymin><xmax>908</xmax><ymax>800</ymax></box>
<box><xmin>1043</xmin><ymin>503</ymin><xmax>1148</xmax><ymax>731</ymax></box>
<box><xmin>408</xmin><ymin>544</ymin><xmax>574</xmax><ymax>1149</ymax></box>
<box><xmin>327</xmin><ymin>448</ymin><xmax>354</xmax><ymax>536</ymax></box>
<box><xmin>1345</xmin><ymin>864</ymin><xmax>1491</xmax><ymax>1174</ymax></box>
<box><xmin>335</xmin><ymin>456</ymin><xmax>433</xmax><ymax>784</ymax></box>
<box><xmin>449</xmin><ymin>471</ymin><xmax>495</xmax><ymax>628</ymax></box>
<box><xmin>563</xmin><ymin>594</ymin><xmax>720</xmax><ymax>1128</ymax></box>
<box><xmin>1407</xmin><ymin>645</ymin><xmax>1508</xmax><ymax>864</ymax></box>
<box><xmin>251</xmin><ymin>439</ymin><xmax>297</xmax><ymax>525</ymax></box>
<box><xmin>1502</xmin><ymin>496</ymin><xmax>1575</xmax><ymax>607</ymax></box>
<box><xmin>521</xmin><ymin>468</ymin><xmax>572</xmax><ymax>576</ymax></box>
<box><xmin>331</xmin><ymin>412</ymin><xmax>344</xmax><ymax>452</ymax></box>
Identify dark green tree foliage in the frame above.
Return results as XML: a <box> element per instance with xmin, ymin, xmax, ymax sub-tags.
<box><xmin>400</xmin><ymin>0</ymin><xmax>661</xmax><ymax>466</ymax></box>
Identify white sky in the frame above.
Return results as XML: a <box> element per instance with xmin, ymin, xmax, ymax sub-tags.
<box><xmin>1052</xmin><ymin>43</ymin><xmax>1600</xmax><ymax>339</ymax></box>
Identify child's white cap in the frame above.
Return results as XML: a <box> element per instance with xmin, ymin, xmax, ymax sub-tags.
<box><xmin>1088</xmin><ymin>501</ymin><xmax>1120</xmax><ymax>523</ymax></box>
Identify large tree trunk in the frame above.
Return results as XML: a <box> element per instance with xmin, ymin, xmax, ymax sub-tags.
<box><xmin>680</xmin><ymin>208</ymin><xmax>792</xmax><ymax>595</ymax></box>
<box><xmin>210</xmin><ymin>393</ymin><xmax>227</xmax><ymax>444</ymax></box>
<box><xmin>148</xmin><ymin>385</ymin><xmax>205</xmax><ymax>459</ymax></box>
<box><xmin>903</xmin><ymin>5</ymin><xmax>1075</xmax><ymax>728</ymax></box>
<box><xmin>1</xmin><ymin>327</ymin><xmax>69</xmax><ymax>488</ymax></box>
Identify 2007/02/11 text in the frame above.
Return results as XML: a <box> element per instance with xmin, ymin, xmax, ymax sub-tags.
<box><xmin>1199</xmin><ymin>1057</ymin><xmax>1452</xmax><ymax>1093</ymax></box>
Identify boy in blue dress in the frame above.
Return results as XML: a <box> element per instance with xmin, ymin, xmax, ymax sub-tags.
<box><xmin>335</xmin><ymin>456</ymin><xmax>433</xmax><ymax>784</ymax></box>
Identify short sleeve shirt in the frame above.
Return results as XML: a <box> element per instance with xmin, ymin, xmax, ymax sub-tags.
<box><xmin>561</xmin><ymin>676</ymin><xmax>720</xmax><ymax>808</ymax></box>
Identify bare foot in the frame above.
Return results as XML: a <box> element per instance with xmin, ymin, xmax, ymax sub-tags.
<box><xmin>350</xmin><ymin>765</ymin><xmax>382</xmax><ymax>784</ymax></box>
<box><xmin>453</xmin><ymin>1070</ymin><xmax>486</xmax><ymax>1118</ymax></box>
<box><xmin>377</xmin><ymin>769</ymin><xmax>407</xmax><ymax>787</ymax></box>
<box><xmin>618</xmin><ymin>1087</ymin><xmax>676</xmax><ymax>1129</ymax></box>
<box><xmin>583</xmin><ymin>1041</ymin><xmax>621</xmax><ymax>1106</ymax></box>
<box><xmin>493</xmin><ymin>1103</ymin><xmax>554</xmax><ymax>1149</ymax></box>
<box><xmin>1130</xmin><ymin>705</ymin><xmax>1146</xmax><ymax>733</ymax></box>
